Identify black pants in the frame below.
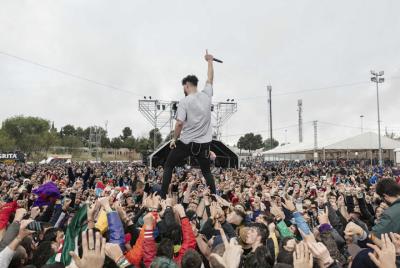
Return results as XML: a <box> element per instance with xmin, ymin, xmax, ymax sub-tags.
<box><xmin>160</xmin><ymin>140</ymin><xmax>216</xmax><ymax>199</ymax></box>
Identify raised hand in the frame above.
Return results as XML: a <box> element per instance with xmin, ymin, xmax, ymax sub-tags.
<box><xmin>105</xmin><ymin>243</ymin><xmax>123</xmax><ymax>263</ymax></box>
<box><xmin>70</xmin><ymin>229</ymin><xmax>106</xmax><ymax>268</ymax></box>
<box><xmin>223</xmin><ymin>239</ymin><xmax>244</xmax><ymax>268</ymax></box>
<box><xmin>143</xmin><ymin>212</ymin><xmax>155</xmax><ymax>228</ymax></box>
<box><xmin>282</xmin><ymin>197</ymin><xmax>296</xmax><ymax>212</ymax></box>
<box><xmin>204</xmin><ymin>49</ymin><xmax>214</xmax><ymax>62</ymax></box>
<box><xmin>367</xmin><ymin>233</ymin><xmax>397</xmax><ymax>268</ymax></box>
<box><xmin>344</xmin><ymin>222</ymin><xmax>364</xmax><ymax>237</ymax></box>
<box><xmin>29</xmin><ymin>206</ymin><xmax>40</xmax><ymax>220</ymax></box>
<box><xmin>174</xmin><ymin>204</ymin><xmax>186</xmax><ymax>218</ymax></box>
<box><xmin>293</xmin><ymin>242</ymin><xmax>313</xmax><ymax>268</ymax></box>
<box><xmin>14</xmin><ymin>208</ymin><xmax>27</xmax><ymax>222</ymax></box>
<box><xmin>389</xmin><ymin>232</ymin><xmax>400</xmax><ymax>255</ymax></box>
<box><xmin>307</xmin><ymin>242</ymin><xmax>334</xmax><ymax>267</ymax></box>
<box><xmin>317</xmin><ymin>207</ymin><xmax>330</xmax><ymax>225</ymax></box>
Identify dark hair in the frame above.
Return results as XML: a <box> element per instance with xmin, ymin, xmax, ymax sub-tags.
<box><xmin>157</xmin><ymin>238</ymin><xmax>174</xmax><ymax>259</ymax></box>
<box><xmin>182</xmin><ymin>75</ymin><xmax>198</xmax><ymax>87</ymax></box>
<box><xmin>280</xmin><ymin>237</ymin><xmax>295</xmax><ymax>249</ymax></box>
<box><xmin>181</xmin><ymin>249</ymin><xmax>202</xmax><ymax>268</ymax></box>
<box><xmin>9</xmin><ymin>246</ymin><xmax>26</xmax><ymax>268</ymax></box>
<box><xmin>20</xmin><ymin>236</ymin><xmax>34</xmax><ymax>260</ymax></box>
<box><xmin>163</xmin><ymin>223</ymin><xmax>183</xmax><ymax>245</ymax></box>
<box><xmin>376</xmin><ymin>178</ymin><xmax>400</xmax><ymax>197</ymax></box>
<box><xmin>244</xmin><ymin>246</ymin><xmax>274</xmax><ymax>268</ymax></box>
<box><xmin>276</xmin><ymin>249</ymin><xmax>294</xmax><ymax>265</ymax></box>
<box><xmin>248</xmin><ymin>222</ymin><xmax>269</xmax><ymax>245</ymax></box>
<box><xmin>43</xmin><ymin>227</ymin><xmax>63</xmax><ymax>242</ymax></box>
<box><xmin>32</xmin><ymin>241</ymin><xmax>56</xmax><ymax>268</ymax></box>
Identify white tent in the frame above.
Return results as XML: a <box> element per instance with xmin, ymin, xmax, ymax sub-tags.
<box><xmin>263</xmin><ymin>132</ymin><xmax>400</xmax><ymax>161</ymax></box>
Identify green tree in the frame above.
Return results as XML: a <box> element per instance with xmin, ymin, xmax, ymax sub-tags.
<box><xmin>1</xmin><ymin>116</ymin><xmax>51</xmax><ymax>153</ymax></box>
<box><xmin>149</xmin><ymin>128</ymin><xmax>163</xmax><ymax>149</ymax></box>
<box><xmin>124</xmin><ymin>137</ymin><xmax>136</xmax><ymax>149</ymax></box>
<box><xmin>263</xmin><ymin>138</ymin><xmax>279</xmax><ymax>151</ymax></box>
<box><xmin>136</xmin><ymin>137</ymin><xmax>150</xmax><ymax>153</ymax></box>
<box><xmin>82</xmin><ymin>126</ymin><xmax>107</xmax><ymax>147</ymax></box>
<box><xmin>237</xmin><ymin>133</ymin><xmax>264</xmax><ymax>153</ymax></box>
<box><xmin>101</xmin><ymin>136</ymin><xmax>111</xmax><ymax>148</ymax></box>
<box><xmin>121</xmin><ymin>127</ymin><xmax>133</xmax><ymax>140</ymax></box>
<box><xmin>61</xmin><ymin>124</ymin><xmax>76</xmax><ymax>136</ymax></box>
<box><xmin>110</xmin><ymin>137</ymin><xmax>124</xmax><ymax>149</ymax></box>
<box><xmin>0</xmin><ymin>129</ymin><xmax>16</xmax><ymax>151</ymax></box>
<box><xmin>61</xmin><ymin>136</ymin><xmax>83</xmax><ymax>148</ymax></box>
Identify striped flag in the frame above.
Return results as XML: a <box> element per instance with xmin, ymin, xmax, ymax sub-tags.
<box><xmin>59</xmin><ymin>205</ymin><xmax>88</xmax><ymax>266</ymax></box>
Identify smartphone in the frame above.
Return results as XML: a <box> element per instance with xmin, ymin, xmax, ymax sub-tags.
<box><xmin>27</xmin><ymin>221</ymin><xmax>43</xmax><ymax>233</ymax></box>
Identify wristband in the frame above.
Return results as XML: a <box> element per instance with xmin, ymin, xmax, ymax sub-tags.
<box><xmin>116</xmin><ymin>256</ymin><xmax>130</xmax><ymax>268</ymax></box>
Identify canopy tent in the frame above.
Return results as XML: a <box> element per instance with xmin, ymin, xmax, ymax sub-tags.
<box><xmin>263</xmin><ymin>132</ymin><xmax>400</xmax><ymax>162</ymax></box>
<box><xmin>148</xmin><ymin>140</ymin><xmax>239</xmax><ymax>168</ymax></box>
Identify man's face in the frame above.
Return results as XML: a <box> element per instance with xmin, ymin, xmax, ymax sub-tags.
<box><xmin>183</xmin><ymin>83</ymin><xmax>189</xmax><ymax>96</ymax></box>
<box><xmin>246</xmin><ymin>227</ymin><xmax>259</xmax><ymax>245</ymax></box>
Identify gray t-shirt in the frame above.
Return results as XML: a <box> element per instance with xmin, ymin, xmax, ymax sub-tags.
<box><xmin>176</xmin><ymin>83</ymin><xmax>213</xmax><ymax>144</ymax></box>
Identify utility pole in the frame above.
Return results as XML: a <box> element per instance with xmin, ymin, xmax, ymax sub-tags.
<box><xmin>267</xmin><ymin>85</ymin><xmax>273</xmax><ymax>149</ymax></box>
<box><xmin>313</xmin><ymin>120</ymin><xmax>318</xmax><ymax>162</ymax></box>
<box><xmin>298</xmin><ymin>99</ymin><xmax>303</xmax><ymax>143</ymax></box>
<box><xmin>370</xmin><ymin>70</ymin><xmax>385</xmax><ymax>167</ymax></box>
<box><xmin>360</xmin><ymin>115</ymin><xmax>364</xmax><ymax>134</ymax></box>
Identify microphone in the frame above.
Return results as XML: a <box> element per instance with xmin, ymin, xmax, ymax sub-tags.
<box><xmin>213</xmin><ymin>58</ymin><xmax>223</xmax><ymax>63</ymax></box>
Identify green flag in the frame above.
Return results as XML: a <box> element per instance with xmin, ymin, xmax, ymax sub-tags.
<box><xmin>60</xmin><ymin>205</ymin><xmax>88</xmax><ymax>266</ymax></box>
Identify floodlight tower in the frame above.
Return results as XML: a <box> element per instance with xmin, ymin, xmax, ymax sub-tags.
<box><xmin>370</xmin><ymin>70</ymin><xmax>385</xmax><ymax>167</ymax></box>
<box><xmin>211</xmin><ymin>100</ymin><xmax>238</xmax><ymax>140</ymax></box>
<box><xmin>138</xmin><ymin>97</ymin><xmax>178</xmax><ymax>150</ymax></box>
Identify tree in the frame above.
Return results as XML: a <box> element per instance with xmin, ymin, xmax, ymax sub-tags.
<box><xmin>101</xmin><ymin>136</ymin><xmax>111</xmax><ymax>148</ymax></box>
<box><xmin>121</xmin><ymin>127</ymin><xmax>133</xmax><ymax>140</ymax></box>
<box><xmin>124</xmin><ymin>137</ymin><xmax>136</xmax><ymax>149</ymax></box>
<box><xmin>1</xmin><ymin>116</ymin><xmax>51</xmax><ymax>153</ymax></box>
<box><xmin>137</xmin><ymin>137</ymin><xmax>150</xmax><ymax>153</ymax></box>
<box><xmin>263</xmin><ymin>138</ymin><xmax>279</xmax><ymax>151</ymax></box>
<box><xmin>61</xmin><ymin>124</ymin><xmax>76</xmax><ymax>136</ymax></box>
<box><xmin>61</xmin><ymin>135</ymin><xmax>83</xmax><ymax>148</ymax></box>
<box><xmin>149</xmin><ymin>128</ymin><xmax>163</xmax><ymax>149</ymax></box>
<box><xmin>110</xmin><ymin>137</ymin><xmax>124</xmax><ymax>149</ymax></box>
<box><xmin>237</xmin><ymin>133</ymin><xmax>264</xmax><ymax>152</ymax></box>
<box><xmin>0</xmin><ymin>129</ymin><xmax>16</xmax><ymax>151</ymax></box>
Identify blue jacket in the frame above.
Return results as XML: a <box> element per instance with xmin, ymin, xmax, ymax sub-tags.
<box><xmin>107</xmin><ymin>211</ymin><xmax>126</xmax><ymax>251</ymax></box>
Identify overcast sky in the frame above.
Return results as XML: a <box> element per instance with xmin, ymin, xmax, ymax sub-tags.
<box><xmin>1</xmin><ymin>0</ymin><xmax>399</xmax><ymax>146</ymax></box>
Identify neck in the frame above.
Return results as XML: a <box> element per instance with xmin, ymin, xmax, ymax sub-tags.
<box><xmin>251</xmin><ymin>241</ymin><xmax>262</xmax><ymax>252</ymax></box>
<box><xmin>386</xmin><ymin>196</ymin><xmax>400</xmax><ymax>205</ymax></box>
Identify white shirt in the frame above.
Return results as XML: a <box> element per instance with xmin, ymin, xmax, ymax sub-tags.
<box><xmin>176</xmin><ymin>83</ymin><xmax>213</xmax><ymax>144</ymax></box>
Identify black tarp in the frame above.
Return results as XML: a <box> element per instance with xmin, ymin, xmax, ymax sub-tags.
<box><xmin>149</xmin><ymin>140</ymin><xmax>239</xmax><ymax>168</ymax></box>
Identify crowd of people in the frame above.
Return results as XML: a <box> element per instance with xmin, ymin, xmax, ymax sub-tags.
<box><xmin>0</xmin><ymin>160</ymin><xmax>399</xmax><ymax>268</ymax></box>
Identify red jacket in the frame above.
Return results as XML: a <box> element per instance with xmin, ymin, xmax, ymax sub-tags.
<box><xmin>0</xmin><ymin>201</ymin><xmax>18</xmax><ymax>230</ymax></box>
<box><xmin>125</xmin><ymin>228</ymin><xmax>145</xmax><ymax>267</ymax></box>
<box><xmin>143</xmin><ymin>217</ymin><xmax>196</xmax><ymax>267</ymax></box>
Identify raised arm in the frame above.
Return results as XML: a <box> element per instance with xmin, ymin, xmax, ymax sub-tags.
<box><xmin>205</xmin><ymin>50</ymin><xmax>214</xmax><ymax>85</ymax></box>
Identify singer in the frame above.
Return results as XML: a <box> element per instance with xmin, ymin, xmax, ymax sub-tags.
<box><xmin>160</xmin><ymin>50</ymin><xmax>216</xmax><ymax>199</ymax></box>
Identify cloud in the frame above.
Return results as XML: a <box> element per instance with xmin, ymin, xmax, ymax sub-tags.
<box><xmin>0</xmin><ymin>0</ymin><xmax>399</xmax><ymax>145</ymax></box>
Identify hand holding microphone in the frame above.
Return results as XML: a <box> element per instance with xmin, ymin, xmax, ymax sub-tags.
<box><xmin>205</xmin><ymin>49</ymin><xmax>223</xmax><ymax>63</ymax></box>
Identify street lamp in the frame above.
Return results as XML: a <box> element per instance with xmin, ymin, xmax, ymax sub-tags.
<box><xmin>370</xmin><ymin>70</ymin><xmax>385</xmax><ymax>167</ymax></box>
<box><xmin>360</xmin><ymin>115</ymin><xmax>364</xmax><ymax>133</ymax></box>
